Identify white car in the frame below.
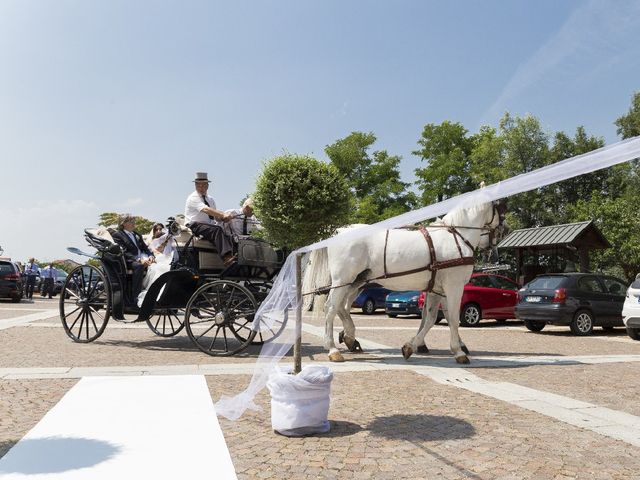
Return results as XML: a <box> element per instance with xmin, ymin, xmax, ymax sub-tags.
<box><xmin>622</xmin><ymin>274</ymin><xmax>640</xmax><ymax>340</ymax></box>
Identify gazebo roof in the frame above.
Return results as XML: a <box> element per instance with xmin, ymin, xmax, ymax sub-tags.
<box><xmin>498</xmin><ymin>220</ymin><xmax>610</xmax><ymax>250</ymax></box>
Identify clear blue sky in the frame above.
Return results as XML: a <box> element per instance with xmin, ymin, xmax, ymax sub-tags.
<box><xmin>1</xmin><ymin>0</ymin><xmax>639</xmax><ymax>262</ymax></box>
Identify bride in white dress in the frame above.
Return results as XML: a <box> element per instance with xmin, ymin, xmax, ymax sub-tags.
<box><xmin>137</xmin><ymin>225</ymin><xmax>177</xmax><ymax>307</ymax></box>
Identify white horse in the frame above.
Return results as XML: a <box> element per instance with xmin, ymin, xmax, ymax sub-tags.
<box><xmin>303</xmin><ymin>200</ymin><xmax>505</xmax><ymax>364</ymax></box>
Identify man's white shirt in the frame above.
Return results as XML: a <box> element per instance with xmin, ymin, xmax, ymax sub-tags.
<box><xmin>224</xmin><ymin>208</ymin><xmax>261</xmax><ymax>236</ymax></box>
<box><xmin>185</xmin><ymin>191</ymin><xmax>217</xmax><ymax>225</ymax></box>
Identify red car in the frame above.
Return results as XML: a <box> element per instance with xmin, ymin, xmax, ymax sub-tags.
<box><xmin>433</xmin><ymin>273</ymin><xmax>519</xmax><ymax>326</ymax></box>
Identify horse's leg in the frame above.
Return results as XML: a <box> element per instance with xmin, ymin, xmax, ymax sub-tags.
<box><xmin>337</xmin><ymin>285</ymin><xmax>365</xmax><ymax>353</ymax></box>
<box><xmin>402</xmin><ymin>292</ymin><xmax>439</xmax><ymax>360</ymax></box>
<box><xmin>324</xmin><ymin>286</ymin><xmax>351</xmax><ymax>362</ymax></box>
<box><xmin>444</xmin><ymin>285</ymin><xmax>469</xmax><ymax>364</ymax></box>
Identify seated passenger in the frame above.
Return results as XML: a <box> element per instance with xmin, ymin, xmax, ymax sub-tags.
<box><xmin>137</xmin><ymin>224</ymin><xmax>176</xmax><ymax>308</ymax></box>
<box><xmin>224</xmin><ymin>197</ymin><xmax>262</xmax><ymax>237</ymax></box>
<box><xmin>112</xmin><ymin>214</ymin><xmax>155</xmax><ymax>306</ymax></box>
<box><xmin>184</xmin><ymin>172</ymin><xmax>235</xmax><ymax>267</ymax></box>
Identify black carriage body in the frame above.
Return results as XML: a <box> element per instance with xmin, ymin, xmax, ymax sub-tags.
<box><xmin>60</xmin><ymin>226</ymin><xmax>285</xmax><ymax>354</ymax></box>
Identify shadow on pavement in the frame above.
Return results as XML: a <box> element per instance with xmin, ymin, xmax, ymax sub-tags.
<box><xmin>367</xmin><ymin>414</ymin><xmax>474</xmax><ymax>441</ymax></box>
<box><xmin>0</xmin><ymin>437</ymin><xmax>120</xmax><ymax>474</ymax></box>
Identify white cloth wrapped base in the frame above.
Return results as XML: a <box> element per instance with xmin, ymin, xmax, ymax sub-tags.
<box><xmin>266</xmin><ymin>365</ymin><xmax>333</xmax><ymax>437</ymax></box>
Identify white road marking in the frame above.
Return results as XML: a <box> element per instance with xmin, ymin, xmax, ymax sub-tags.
<box><xmin>0</xmin><ymin>310</ymin><xmax>59</xmax><ymax>330</ymax></box>
<box><xmin>0</xmin><ymin>375</ymin><xmax>237</xmax><ymax>479</ymax></box>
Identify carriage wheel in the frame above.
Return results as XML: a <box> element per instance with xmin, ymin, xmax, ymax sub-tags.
<box><xmin>146</xmin><ymin>308</ymin><xmax>185</xmax><ymax>337</ymax></box>
<box><xmin>185</xmin><ymin>281</ymin><xmax>258</xmax><ymax>356</ymax></box>
<box><xmin>239</xmin><ymin>280</ymin><xmax>286</xmax><ymax>345</ymax></box>
<box><xmin>59</xmin><ymin>265</ymin><xmax>111</xmax><ymax>343</ymax></box>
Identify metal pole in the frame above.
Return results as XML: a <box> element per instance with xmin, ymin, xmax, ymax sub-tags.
<box><xmin>293</xmin><ymin>252</ymin><xmax>303</xmax><ymax>374</ymax></box>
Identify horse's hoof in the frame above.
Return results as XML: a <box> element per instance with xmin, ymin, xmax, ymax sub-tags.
<box><xmin>349</xmin><ymin>339</ymin><xmax>363</xmax><ymax>353</ymax></box>
<box><xmin>402</xmin><ymin>344</ymin><xmax>414</xmax><ymax>360</ymax></box>
<box><xmin>329</xmin><ymin>351</ymin><xmax>345</xmax><ymax>362</ymax></box>
<box><xmin>417</xmin><ymin>345</ymin><xmax>429</xmax><ymax>354</ymax></box>
<box><xmin>338</xmin><ymin>331</ymin><xmax>345</xmax><ymax>344</ymax></box>
<box><xmin>455</xmin><ymin>354</ymin><xmax>470</xmax><ymax>364</ymax></box>
<box><xmin>461</xmin><ymin>344</ymin><xmax>469</xmax><ymax>355</ymax></box>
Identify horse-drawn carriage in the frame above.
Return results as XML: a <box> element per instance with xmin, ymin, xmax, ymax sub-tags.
<box><xmin>60</xmin><ymin>218</ymin><xmax>286</xmax><ymax>356</ymax></box>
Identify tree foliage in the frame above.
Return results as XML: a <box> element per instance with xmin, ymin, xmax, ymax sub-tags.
<box><xmin>410</xmin><ymin>101</ymin><xmax>640</xmax><ymax>278</ymax></box>
<box><xmin>413</xmin><ymin>121</ymin><xmax>475</xmax><ymax>204</ymax></box>
<box><xmin>325</xmin><ymin>132</ymin><xmax>417</xmax><ymax>223</ymax></box>
<box><xmin>98</xmin><ymin>212</ymin><xmax>155</xmax><ymax>235</ymax></box>
<box><xmin>253</xmin><ymin>154</ymin><xmax>351</xmax><ymax>250</ymax></box>
<box><xmin>615</xmin><ymin>91</ymin><xmax>640</xmax><ymax>139</ymax></box>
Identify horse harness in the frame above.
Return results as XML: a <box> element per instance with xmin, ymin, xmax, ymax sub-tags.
<box><xmin>381</xmin><ymin>225</ymin><xmax>475</xmax><ymax>293</ymax></box>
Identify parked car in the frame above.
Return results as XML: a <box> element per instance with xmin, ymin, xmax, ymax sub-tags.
<box><xmin>516</xmin><ymin>273</ymin><xmax>627</xmax><ymax>335</ymax></box>
<box><xmin>622</xmin><ymin>273</ymin><xmax>640</xmax><ymax>340</ymax></box>
<box><xmin>352</xmin><ymin>286</ymin><xmax>391</xmax><ymax>314</ymax></box>
<box><xmin>385</xmin><ymin>291</ymin><xmax>425</xmax><ymax>317</ymax></box>
<box><xmin>385</xmin><ymin>273</ymin><xmax>519</xmax><ymax>323</ymax></box>
<box><xmin>0</xmin><ymin>259</ymin><xmax>24</xmax><ymax>302</ymax></box>
<box><xmin>456</xmin><ymin>273</ymin><xmax>519</xmax><ymax>326</ymax></box>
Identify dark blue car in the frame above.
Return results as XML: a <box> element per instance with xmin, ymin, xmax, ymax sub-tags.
<box><xmin>352</xmin><ymin>286</ymin><xmax>391</xmax><ymax>314</ymax></box>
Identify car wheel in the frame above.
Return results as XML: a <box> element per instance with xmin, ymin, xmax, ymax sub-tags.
<box><xmin>387</xmin><ymin>313</ymin><xmax>398</xmax><ymax>318</ymax></box>
<box><xmin>460</xmin><ymin>303</ymin><xmax>481</xmax><ymax>327</ymax></box>
<box><xmin>524</xmin><ymin>320</ymin><xmax>545</xmax><ymax>332</ymax></box>
<box><xmin>626</xmin><ymin>327</ymin><xmax>640</xmax><ymax>341</ymax></box>
<box><xmin>570</xmin><ymin>309</ymin><xmax>594</xmax><ymax>336</ymax></box>
<box><xmin>362</xmin><ymin>299</ymin><xmax>375</xmax><ymax>315</ymax></box>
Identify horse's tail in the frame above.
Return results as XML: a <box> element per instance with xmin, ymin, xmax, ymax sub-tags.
<box><xmin>301</xmin><ymin>247</ymin><xmax>331</xmax><ymax>312</ymax></box>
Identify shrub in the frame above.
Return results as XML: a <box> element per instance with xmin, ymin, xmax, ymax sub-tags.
<box><xmin>254</xmin><ymin>154</ymin><xmax>351</xmax><ymax>250</ymax></box>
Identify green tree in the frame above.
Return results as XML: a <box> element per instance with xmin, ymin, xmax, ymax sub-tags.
<box><xmin>98</xmin><ymin>212</ymin><xmax>154</xmax><ymax>234</ymax></box>
<box><xmin>254</xmin><ymin>154</ymin><xmax>351</xmax><ymax>249</ymax></box>
<box><xmin>568</xmin><ymin>195</ymin><xmax>640</xmax><ymax>281</ymax></box>
<box><xmin>413</xmin><ymin>121</ymin><xmax>475</xmax><ymax>204</ymax></box>
<box><xmin>325</xmin><ymin>132</ymin><xmax>416</xmax><ymax>223</ymax></box>
<box><xmin>615</xmin><ymin>91</ymin><xmax>640</xmax><ymax>139</ymax></box>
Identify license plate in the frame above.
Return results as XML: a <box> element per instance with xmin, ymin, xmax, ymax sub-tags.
<box><xmin>526</xmin><ymin>296</ymin><xmax>542</xmax><ymax>303</ymax></box>
<box><xmin>392</xmin><ymin>303</ymin><xmax>400</xmax><ymax>308</ymax></box>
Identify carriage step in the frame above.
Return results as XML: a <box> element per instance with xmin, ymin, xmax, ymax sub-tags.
<box><xmin>0</xmin><ymin>375</ymin><xmax>237</xmax><ymax>479</ymax></box>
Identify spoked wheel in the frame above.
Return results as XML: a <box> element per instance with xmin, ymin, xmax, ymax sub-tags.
<box><xmin>146</xmin><ymin>308</ymin><xmax>185</xmax><ymax>337</ymax></box>
<box><xmin>237</xmin><ymin>280</ymin><xmax>286</xmax><ymax>345</ymax></box>
<box><xmin>185</xmin><ymin>281</ymin><xmax>258</xmax><ymax>356</ymax></box>
<box><xmin>243</xmin><ymin>308</ymin><xmax>287</xmax><ymax>345</ymax></box>
<box><xmin>60</xmin><ymin>265</ymin><xmax>111</xmax><ymax>343</ymax></box>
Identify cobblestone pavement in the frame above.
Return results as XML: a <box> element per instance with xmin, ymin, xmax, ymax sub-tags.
<box><xmin>1</xmin><ymin>298</ymin><xmax>640</xmax><ymax>479</ymax></box>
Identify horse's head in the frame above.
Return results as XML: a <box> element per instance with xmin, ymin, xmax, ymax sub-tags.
<box><xmin>478</xmin><ymin>200</ymin><xmax>508</xmax><ymax>257</ymax></box>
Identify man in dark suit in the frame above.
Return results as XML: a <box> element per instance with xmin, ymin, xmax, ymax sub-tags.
<box><xmin>112</xmin><ymin>214</ymin><xmax>155</xmax><ymax>307</ymax></box>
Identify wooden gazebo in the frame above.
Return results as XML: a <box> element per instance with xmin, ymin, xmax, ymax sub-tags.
<box><xmin>497</xmin><ymin>220</ymin><xmax>610</xmax><ymax>285</ymax></box>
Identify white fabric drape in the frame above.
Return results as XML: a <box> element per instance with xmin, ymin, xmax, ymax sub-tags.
<box><xmin>215</xmin><ymin>135</ymin><xmax>640</xmax><ymax>421</ymax></box>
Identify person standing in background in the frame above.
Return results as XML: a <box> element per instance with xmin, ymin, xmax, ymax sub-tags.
<box><xmin>41</xmin><ymin>264</ymin><xmax>57</xmax><ymax>299</ymax></box>
<box><xmin>24</xmin><ymin>258</ymin><xmax>39</xmax><ymax>300</ymax></box>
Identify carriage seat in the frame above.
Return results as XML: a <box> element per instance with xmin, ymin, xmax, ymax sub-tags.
<box><xmin>173</xmin><ymin>224</ymin><xmax>225</xmax><ymax>270</ymax></box>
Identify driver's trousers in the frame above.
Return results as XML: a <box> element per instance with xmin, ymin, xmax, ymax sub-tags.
<box><xmin>188</xmin><ymin>222</ymin><xmax>233</xmax><ymax>258</ymax></box>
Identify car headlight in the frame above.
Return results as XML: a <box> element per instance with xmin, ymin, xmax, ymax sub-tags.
<box><xmin>410</xmin><ymin>295</ymin><xmax>419</xmax><ymax>301</ymax></box>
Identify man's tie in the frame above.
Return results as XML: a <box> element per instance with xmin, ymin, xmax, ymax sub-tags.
<box><xmin>201</xmin><ymin>195</ymin><xmax>215</xmax><ymax>220</ymax></box>
<box><xmin>242</xmin><ymin>216</ymin><xmax>248</xmax><ymax>235</ymax></box>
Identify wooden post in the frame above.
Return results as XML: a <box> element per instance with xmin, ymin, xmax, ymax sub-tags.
<box><xmin>293</xmin><ymin>253</ymin><xmax>303</xmax><ymax>374</ymax></box>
